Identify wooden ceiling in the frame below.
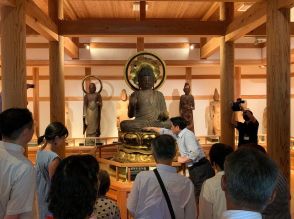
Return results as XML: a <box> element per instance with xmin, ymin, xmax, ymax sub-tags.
<box><xmin>34</xmin><ymin>0</ymin><xmax>254</xmax><ymax>21</ymax></box>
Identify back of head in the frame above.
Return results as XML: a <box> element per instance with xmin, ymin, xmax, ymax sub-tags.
<box><xmin>151</xmin><ymin>134</ymin><xmax>176</xmax><ymax>162</ymax></box>
<box><xmin>98</xmin><ymin>170</ymin><xmax>110</xmax><ymax>196</ymax></box>
<box><xmin>224</xmin><ymin>147</ymin><xmax>278</xmax><ymax>211</ymax></box>
<box><xmin>48</xmin><ymin>155</ymin><xmax>99</xmax><ymax>219</ymax></box>
<box><xmin>0</xmin><ymin>108</ymin><xmax>33</xmax><ymax>140</ymax></box>
<box><xmin>38</xmin><ymin>122</ymin><xmax>69</xmax><ymax>145</ymax></box>
<box><xmin>209</xmin><ymin>143</ymin><xmax>233</xmax><ymax>170</ymax></box>
<box><xmin>239</xmin><ymin>143</ymin><xmax>266</xmax><ymax>154</ymax></box>
<box><xmin>170</xmin><ymin>116</ymin><xmax>187</xmax><ymax>130</ymax></box>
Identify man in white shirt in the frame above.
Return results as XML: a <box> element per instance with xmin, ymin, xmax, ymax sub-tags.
<box><xmin>199</xmin><ymin>143</ymin><xmax>233</xmax><ymax>219</ymax></box>
<box><xmin>127</xmin><ymin>134</ymin><xmax>196</xmax><ymax>219</ymax></box>
<box><xmin>0</xmin><ymin>108</ymin><xmax>36</xmax><ymax>219</ymax></box>
<box><xmin>144</xmin><ymin>116</ymin><xmax>214</xmax><ymax>202</ymax></box>
<box><xmin>221</xmin><ymin>147</ymin><xmax>278</xmax><ymax>219</ymax></box>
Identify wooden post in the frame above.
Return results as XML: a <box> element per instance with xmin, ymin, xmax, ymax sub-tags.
<box><xmin>1</xmin><ymin>1</ymin><xmax>27</xmax><ymax>110</ymax></box>
<box><xmin>33</xmin><ymin>67</ymin><xmax>40</xmax><ymax>137</ymax></box>
<box><xmin>137</xmin><ymin>37</ymin><xmax>144</xmax><ymax>52</ymax></box>
<box><xmin>200</xmin><ymin>37</ymin><xmax>207</xmax><ymax>60</ymax></box>
<box><xmin>267</xmin><ymin>0</ymin><xmax>290</xmax><ymax>182</ymax></box>
<box><xmin>234</xmin><ymin>66</ymin><xmax>241</xmax><ymax>100</ymax></box>
<box><xmin>49</xmin><ymin>0</ymin><xmax>65</xmax><ymax>158</ymax></box>
<box><xmin>220</xmin><ymin>2</ymin><xmax>235</xmax><ymax>147</ymax></box>
<box><xmin>185</xmin><ymin>67</ymin><xmax>192</xmax><ymax>88</ymax></box>
<box><xmin>85</xmin><ymin>67</ymin><xmax>91</xmax><ymax>92</ymax></box>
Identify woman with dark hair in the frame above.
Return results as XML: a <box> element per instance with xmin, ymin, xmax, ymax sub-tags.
<box><xmin>48</xmin><ymin>155</ymin><xmax>99</xmax><ymax>219</ymax></box>
<box><xmin>36</xmin><ymin>122</ymin><xmax>68</xmax><ymax>219</ymax></box>
<box><xmin>93</xmin><ymin>170</ymin><xmax>120</xmax><ymax>219</ymax></box>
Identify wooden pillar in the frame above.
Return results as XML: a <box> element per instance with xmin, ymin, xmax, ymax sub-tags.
<box><xmin>220</xmin><ymin>2</ymin><xmax>235</xmax><ymax>147</ymax></box>
<box><xmin>49</xmin><ymin>0</ymin><xmax>65</xmax><ymax>158</ymax></box>
<box><xmin>185</xmin><ymin>67</ymin><xmax>192</xmax><ymax>88</ymax></box>
<box><xmin>200</xmin><ymin>37</ymin><xmax>207</xmax><ymax>60</ymax></box>
<box><xmin>234</xmin><ymin>66</ymin><xmax>241</xmax><ymax>100</ymax></box>
<box><xmin>137</xmin><ymin>37</ymin><xmax>144</xmax><ymax>52</ymax></box>
<box><xmin>85</xmin><ymin>67</ymin><xmax>91</xmax><ymax>92</ymax></box>
<box><xmin>1</xmin><ymin>1</ymin><xmax>27</xmax><ymax>110</ymax></box>
<box><xmin>266</xmin><ymin>0</ymin><xmax>290</xmax><ymax>182</ymax></box>
<box><xmin>33</xmin><ymin>67</ymin><xmax>40</xmax><ymax>137</ymax></box>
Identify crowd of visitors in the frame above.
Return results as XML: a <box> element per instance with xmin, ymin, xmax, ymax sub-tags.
<box><xmin>0</xmin><ymin>108</ymin><xmax>290</xmax><ymax>219</ymax></box>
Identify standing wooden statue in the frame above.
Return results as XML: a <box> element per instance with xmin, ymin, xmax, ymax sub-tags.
<box><xmin>179</xmin><ymin>82</ymin><xmax>195</xmax><ymax>132</ymax></box>
<box><xmin>82</xmin><ymin>76</ymin><xmax>103</xmax><ymax>137</ymax></box>
<box><xmin>209</xmin><ymin>88</ymin><xmax>221</xmax><ymax>136</ymax></box>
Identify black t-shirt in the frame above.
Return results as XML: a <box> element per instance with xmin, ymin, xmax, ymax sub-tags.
<box><xmin>236</xmin><ymin>120</ymin><xmax>259</xmax><ymax>146</ymax></box>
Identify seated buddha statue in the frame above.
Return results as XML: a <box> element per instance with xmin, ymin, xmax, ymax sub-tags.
<box><xmin>120</xmin><ymin>66</ymin><xmax>170</xmax><ymax>132</ymax></box>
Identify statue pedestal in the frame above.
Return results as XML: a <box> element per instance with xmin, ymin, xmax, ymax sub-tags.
<box><xmin>113</xmin><ymin>131</ymin><xmax>158</xmax><ymax>163</ymax></box>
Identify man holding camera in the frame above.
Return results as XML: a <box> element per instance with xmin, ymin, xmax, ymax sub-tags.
<box><xmin>231</xmin><ymin>99</ymin><xmax>259</xmax><ymax>146</ymax></box>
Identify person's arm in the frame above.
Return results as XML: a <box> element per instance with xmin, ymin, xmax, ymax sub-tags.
<box><xmin>142</xmin><ymin>127</ymin><xmax>162</xmax><ymax>133</ymax></box>
<box><xmin>6</xmin><ymin>165</ymin><xmax>36</xmax><ymax>218</ymax></box>
<box><xmin>48</xmin><ymin>157</ymin><xmax>61</xmax><ymax>179</ymax></box>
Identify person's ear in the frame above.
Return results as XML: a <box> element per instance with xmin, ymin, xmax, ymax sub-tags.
<box><xmin>221</xmin><ymin>175</ymin><xmax>227</xmax><ymax>192</ymax></box>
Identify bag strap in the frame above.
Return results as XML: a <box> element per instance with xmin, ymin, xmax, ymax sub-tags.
<box><xmin>153</xmin><ymin>169</ymin><xmax>176</xmax><ymax>219</ymax></box>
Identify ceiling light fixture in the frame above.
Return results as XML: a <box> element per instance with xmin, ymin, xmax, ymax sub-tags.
<box><xmin>237</xmin><ymin>3</ymin><xmax>253</xmax><ymax>12</ymax></box>
<box><xmin>189</xmin><ymin>44</ymin><xmax>195</xmax><ymax>50</ymax></box>
<box><xmin>133</xmin><ymin>2</ymin><xmax>148</xmax><ymax>12</ymax></box>
<box><xmin>85</xmin><ymin>44</ymin><xmax>90</xmax><ymax>50</ymax></box>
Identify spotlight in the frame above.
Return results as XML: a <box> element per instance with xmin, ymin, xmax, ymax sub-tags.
<box><xmin>189</xmin><ymin>44</ymin><xmax>195</xmax><ymax>50</ymax></box>
<box><xmin>85</xmin><ymin>44</ymin><xmax>90</xmax><ymax>50</ymax></box>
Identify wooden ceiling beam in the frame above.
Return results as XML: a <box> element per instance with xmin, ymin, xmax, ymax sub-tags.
<box><xmin>17</xmin><ymin>59</ymin><xmax>264</xmax><ymax>67</ymax></box>
<box><xmin>201</xmin><ymin>1</ymin><xmax>266</xmax><ymax>58</ymax></box>
<box><xmin>23</xmin><ymin>0</ymin><xmax>78</xmax><ymax>58</ymax></box>
<box><xmin>225</xmin><ymin>1</ymin><xmax>266</xmax><ymax>42</ymax></box>
<box><xmin>25</xmin><ymin>42</ymin><xmax>265</xmax><ymax>49</ymax></box>
<box><xmin>0</xmin><ymin>0</ymin><xmax>15</xmax><ymax>7</ymax></box>
<box><xmin>201</xmin><ymin>2</ymin><xmax>219</xmax><ymax>21</ymax></box>
<box><xmin>60</xmin><ymin>0</ymin><xmax>260</xmax><ymax>2</ymax></box>
<box><xmin>64</xmin><ymin>37</ymin><xmax>79</xmax><ymax>59</ymax></box>
<box><xmin>59</xmin><ymin>19</ymin><xmax>226</xmax><ymax>36</ymax></box>
<box><xmin>247</xmin><ymin>23</ymin><xmax>294</xmax><ymax>36</ymax></box>
<box><xmin>200</xmin><ymin>37</ymin><xmax>221</xmax><ymax>59</ymax></box>
<box><xmin>25</xmin><ymin>0</ymin><xmax>58</xmax><ymax>41</ymax></box>
<box><xmin>278</xmin><ymin>0</ymin><xmax>294</xmax><ymax>9</ymax></box>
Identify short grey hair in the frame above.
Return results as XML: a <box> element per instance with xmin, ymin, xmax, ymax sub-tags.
<box><xmin>224</xmin><ymin>147</ymin><xmax>278</xmax><ymax>211</ymax></box>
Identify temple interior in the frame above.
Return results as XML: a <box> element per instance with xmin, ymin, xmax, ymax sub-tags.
<box><xmin>0</xmin><ymin>0</ymin><xmax>294</xmax><ymax>218</ymax></box>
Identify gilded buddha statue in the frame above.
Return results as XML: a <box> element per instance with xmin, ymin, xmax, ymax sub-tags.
<box><xmin>114</xmin><ymin>52</ymin><xmax>170</xmax><ymax>162</ymax></box>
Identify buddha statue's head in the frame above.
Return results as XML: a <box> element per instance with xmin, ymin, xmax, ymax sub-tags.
<box><xmin>89</xmin><ymin>83</ymin><xmax>96</xmax><ymax>94</ymax></box>
<box><xmin>138</xmin><ymin>66</ymin><xmax>155</xmax><ymax>90</ymax></box>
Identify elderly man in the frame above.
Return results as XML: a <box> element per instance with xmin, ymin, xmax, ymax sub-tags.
<box><xmin>221</xmin><ymin>147</ymin><xmax>278</xmax><ymax>219</ymax></box>
<box><xmin>127</xmin><ymin>134</ymin><xmax>196</xmax><ymax>219</ymax></box>
<box><xmin>0</xmin><ymin>108</ymin><xmax>36</xmax><ymax>219</ymax></box>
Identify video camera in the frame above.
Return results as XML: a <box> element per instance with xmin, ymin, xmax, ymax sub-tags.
<box><xmin>231</xmin><ymin>98</ymin><xmax>246</xmax><ymax>111</ymax></box>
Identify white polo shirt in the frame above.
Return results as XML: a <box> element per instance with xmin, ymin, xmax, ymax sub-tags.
<box><xmin>0</xmin><ymin>141</ymin><xmax>36</xmax><ymax>219</ymax></box>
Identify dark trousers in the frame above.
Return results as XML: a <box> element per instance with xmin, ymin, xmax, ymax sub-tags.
<box><xmin>188</xmin><ymin>158</ymin><xmax>215</xmax><ymax>203</ymax></box>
